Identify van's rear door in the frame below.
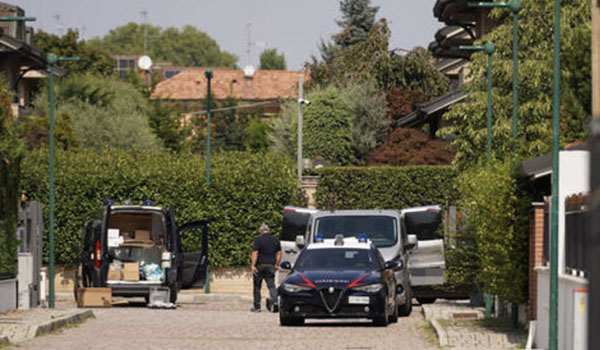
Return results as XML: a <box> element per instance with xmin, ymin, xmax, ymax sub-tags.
<box><xmin>277</xmin><ymin>207</ymin><xmax>317</xmax><ymax>285</ymax></box>
<box><xmin>177</xmin><ymin>221</ymin><xmax>209</xmax><ymax>289</ymax></box>
<box><xmin>402</xmin><ymin>205</ymin><xmax>445</xmax><ymax>287</ymax></box>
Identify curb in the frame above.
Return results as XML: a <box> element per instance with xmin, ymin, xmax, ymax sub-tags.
<box><xmin>31</xmin><ymin>309</ymin><xmax>95</xmax><ymax>339</ymax></box>
<box><xmin>421</xmin><ymin>304</ymin><xmax>447</xmax><ymax>348</ymax></box>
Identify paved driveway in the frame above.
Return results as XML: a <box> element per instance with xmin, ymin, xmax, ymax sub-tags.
<box><xmin>16</xmin><ymin>298</ymin><xmax>438</xmax><ymax>350</ymax></box>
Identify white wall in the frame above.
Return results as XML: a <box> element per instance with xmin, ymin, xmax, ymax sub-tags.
<box><xmin>0</xmin><ymin>278</ymin><xmax>17</xmax><ymax>313</ymax></box>
<box><xmin>535</xmin><ymin>150</ymin><xmax>590</xmax><ymax>350</ymax></box>
<box><xmin>536</xmin><ymin>268</ymin><xmax>588</xmax><ymax>350</ymax></box>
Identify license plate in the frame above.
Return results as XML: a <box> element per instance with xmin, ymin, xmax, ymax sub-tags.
<box><xmin>348</xmin><ymin>296</ymin><xmax>370</xmax><ymax>305</ymax></box>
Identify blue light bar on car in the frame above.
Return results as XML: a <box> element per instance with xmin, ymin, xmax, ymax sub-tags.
<box><xmin>144</xmin><ymin>200</ymin><xmax>153</xmax><ymax>206</ymax></box>
<box><xmin>105</xmin><ymin>199</ymin><xmax>114</xmax><ymax>205</ymax></box>
<box><xmin>358</xmin><ymin>233</ymin><xmax>368</xmax><ymax>242</ymax></box>
<box><xmin>315</xmin><ymin>234</ymin><xmax>324</xmax><ymax>243</ymax></box>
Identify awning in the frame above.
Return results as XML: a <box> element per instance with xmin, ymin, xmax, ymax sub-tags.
<box><xmin>520</xmin><ymin>143</ymin><xmax>588</xmax><ymax>178</ymax></box>
<box><xmin>0</xmin><ymin>34</ymin><xmax>66</xmax><ymax>76</ymax></box>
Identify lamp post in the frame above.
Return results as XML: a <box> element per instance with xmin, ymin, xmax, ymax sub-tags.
<box><xmin>47</xmin><ymin>53</ymin><xmax>84</xmax><ymax>308</ymax></box>
<box><xmin>205</xmin><ymin>69</ymin><xmax>212</xmax><ymax>187</ymax></box>
<box><xmin>0</xmin><ymin>16</ymin><xmax>35</xmax><ymax>21</ymax></box>
<box><xmin>453</xmin><ymin>42</ymin><xmax>496</xmax><ymax>162</ymax></box>
<box><xmin>549</xmin><ymin>0</ymin><xmax>561</xmax><ymax>347</ymax></box>
<box><xmin>468</xmin><ymin>0</ymin><xmax>521</xmax><ymax>145</ymax></box>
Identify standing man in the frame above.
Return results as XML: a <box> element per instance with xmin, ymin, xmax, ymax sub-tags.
<box><xmin>251</xmin><ymin>223</ymin><xmax>281</xmax><ymax>312</ymax></box>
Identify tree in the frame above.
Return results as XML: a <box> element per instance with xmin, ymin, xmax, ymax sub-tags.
<box><xmin>440</xmin><ymin>0</ymin><xmax>591</xmax><ymax>169</ymax></box>
<box><xmin>244</xmin><ymin>116</ymin><xmax>270</xmax><ymax>152</ymax></box>
<box><xmin>259</xmin><ymin>48</ymin><xmax>287</xmax><ymax>70</ymax></box>
<box><xmin>87</xmin><ymin>23</ymin><xmax>238</xmax><ymax>68</ymax></box>
<box><xmin>27</xmin><ymin>74</ymin><xmax>161</xmax><ymax>152</ymax></box>
<box><xmin>367</xmin><ymin>128</ymin><xmax>455</xmax><ymax>166</ymax></box>
<box><xmin>268</xmin><ymin>100</ymin><xmax>297</xmax><ymax>158</ymax></box>
<box><xmin>333</xmin><ymin>0</ymin><xmax>379</xmax><ymax>49</ymax></box>
<box><xmin>33</xmin><ymin>29</ymin><xmax>114</xmax><ymax>76</ymax></box>
<box><xmin>302</xmin><ymin>87</ymin><xmax>354</xmax><ymax>165</ymax></box>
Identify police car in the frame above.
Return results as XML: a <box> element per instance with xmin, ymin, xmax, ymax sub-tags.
<box><xmin>278</xmin><ymin>234</ymin><xmax>398</xmax><ymax>326</ymax></box>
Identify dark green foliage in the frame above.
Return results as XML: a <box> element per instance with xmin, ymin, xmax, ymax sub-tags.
<box><xmin>259</xmin><ymin>49</ymin><xmax>287</xmax><ymax>70</ymax></box>
<box><xmin>0</xmin><ymin>76</ymin><xmax>23</xmax><ymax>276</ymax></box>
<box><xmin>333</xmin><ymin>0</ymin><xmax>379</xmax><ymax>49</ymax></box>
<box><xmin>302</xmin><ymin>87</ymin><xmax>354</xmax><ymax>165</ymax></box>
<box><xmin>244</xmin><ymin>116</ymin><xmax>270</xmax><ymax>152</ymax></box>
<box><xmin>19</xmin><ymin>150</ymin><xmax>297</xmax><ymax>267</ymax></box>
<box><xmin>87</xmin><ymin>23</ymin><xmax>237</xmax><ymax>68</ymax></box>
<box><xmin>314</xmin><ymin>166</ymin><xmax>458</xmax><ymax>210</ymax></box>
<box><xmin>33</xmin><ymin>29</ymin><xmax>114</xmax><ymax>76</ymax></box>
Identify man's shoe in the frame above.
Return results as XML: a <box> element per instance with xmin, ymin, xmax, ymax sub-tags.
<box><xmin>250</xmin><ymin>307</ymin><xmax>261</xmax><ymax>313</ymax></box>
<box><xmin>266</xmin><ymin>298</ymin><xmax>273</xmax><ymax>312</ymax></box>
<box><xmin>272</xmin><ymin>303</ymin><xmax>279</xmax><ymax>313</ymax></box>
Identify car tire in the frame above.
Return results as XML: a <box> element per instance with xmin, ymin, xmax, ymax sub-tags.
<box><xmin>398</xmin><ymin>300</ymin><xmax>412</xmax><ymax>317</ymax></box>
<box><xmin>417</xmin><ymin>297</ymin><xmax>436</xmax><ymax>305</ymax></box>
<box><xmin>373</xmin><ymin>313</ymin><xmax>389</xmax><ymax>327</ymax></box>
<box><xmin>389</xmin><ymin>302</ymin><xmax>399</xmax><ymax>323</ymax></box>
<box><xmin>280</xmin><ymin>313</ymin><xmax>304</xmax><ymax>326</ymax></box>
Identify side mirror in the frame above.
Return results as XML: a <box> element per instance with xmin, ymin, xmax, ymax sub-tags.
<box><xmin>406</xmin><ymin>234</ymin><xmax>418</xmax><ymax>250</ymax></box>
<box><xmin>295</xmin><ymin>235</ymin><xmax>305</xmax><ymax>249</ymax></box>
<box><xmin>280</xmin><ymin>261</ymin><xmax>292</xmax><ymax>270</ymax></box>
<box><xmin>384</xmin><ymin>260</ymin><xmax>398</xmax><ymax>270</ymax></box>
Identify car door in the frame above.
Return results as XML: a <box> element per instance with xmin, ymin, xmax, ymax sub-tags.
<box><xmin>177</xmin><ymin>221</ymin><xmax>209</xmax><ymax>289</ymax></box>
<box><xmin>277</xmin><ymin>207</ymin><xmax>317</xmax><ymax>285</ymax></box>
<box><xmin>401</xmin><ymin>205</ymin><xmax>445</xmax><ymax>287</ymax></box>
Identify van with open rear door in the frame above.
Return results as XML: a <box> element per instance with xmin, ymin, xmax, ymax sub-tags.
<box><xmin>74</xmin><ymin>202</ymin><xmax>208</xmax><ymax>304</ymax></box>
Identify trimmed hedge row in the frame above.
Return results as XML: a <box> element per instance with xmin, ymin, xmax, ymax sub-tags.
<box><xmin>314</xmin><ymin>166</ymin><xmax>458</xmax><ymax>210</ymax></box>
<box><xmin>20</xmin><ymin>149</ymin><xmax>298</xmax><ymax>267</ymax></box>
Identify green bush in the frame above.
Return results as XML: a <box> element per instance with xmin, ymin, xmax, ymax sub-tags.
<box><xmin>20</xmin><ymin>149</ymin><xmax>297</xmax><ymax>267</ymax></box>
<box><xmin>314</xmin><ymin>165</ymin><xmax>458</xmax><ymax>210</ymax></box>
<box><xmin>455</xmin><ymin>161</ymin><xmax>530</xmax><ymax>303</ymax></box>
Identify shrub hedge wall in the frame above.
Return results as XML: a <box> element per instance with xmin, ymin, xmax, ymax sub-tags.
<box><xmin>20</xmin><ymin>149</ymin><xmax>297</xmax><ymax>267</ymax></box>
<box><xmin>314</xmin><ymin>166</ymin><xmax>458</xmax><ymax>210</ymax></box>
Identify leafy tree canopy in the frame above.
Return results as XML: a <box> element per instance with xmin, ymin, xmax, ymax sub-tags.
<box><xmin>259</xmin><ymin>48</ymin><xmax>287</xmax><ymax>70</ymax></box>
<box><xmin>33</xmin><ymin>29</ymin><xmax>114</xmax><ymax>76</ymax></box>
<box><xmin>87</xmin><ymin>23</ymin><xmax>237</xmax><ymax>68</ymax></box>
<box><xmin>440</xmin><ymin>0</ymin><xmax>591</xmax><ymax>169</ymax></box>
<box><xmin>333</xmin><ymin>0</ymin><xmax>379</xmax><ymax>49</ymax></box>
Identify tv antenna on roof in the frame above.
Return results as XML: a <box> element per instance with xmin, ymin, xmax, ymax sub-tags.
<box><xmin>140</xmin><ymin>9</ymin><xmax>148</xmax><ymax>55</ymax></box>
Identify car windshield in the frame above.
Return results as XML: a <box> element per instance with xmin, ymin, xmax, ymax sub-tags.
<box><xmin>313</xmin><ymin>216</ymin><xmax>397</xmax><ymax>247</ymax></box>
<box><xmin>295</xmin><ymin>248</ymin><xmax>378</xmax><ymax>270</ymax></box>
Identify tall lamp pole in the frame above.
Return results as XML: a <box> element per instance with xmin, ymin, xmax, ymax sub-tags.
<box><xmin>549</xmin><ymin>0</ymin><xmax>561</xmax><ymax>347</ymax></box>
<box><xmin>468</xmin><ymin>0</ymin><xmax>522</xmax><ymax>144</ymax></box>
<box><xmin>205</xmin><ymin>69</ymin><xmax>213</xmax><ymax>187</ymax></box>
<box><xmin>454</xmin><ymin>42</ymin><xmax>496</xmax><ymax>162</ymax></box>
<box><xmin>47</xmin><ymin>53</ymin><xmax>84</xmax><ymax>309</ymax></box>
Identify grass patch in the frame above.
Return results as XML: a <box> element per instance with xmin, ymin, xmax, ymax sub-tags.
<box><xmin>438</xmin><ymin>317</ymin><xmax>527</xmax><ymax>335</ymax></box>
<box><xmin>417</xmin><ymin>321</ymin><xmax>441</xmax><ymax>349</ymax></box>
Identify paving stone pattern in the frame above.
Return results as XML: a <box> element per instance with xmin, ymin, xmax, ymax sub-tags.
<box><xmin>15</xmin><ymin>298</ymin><xmax>438</xmax><ymax>350</ymax></box>
<box><xmin>0</xmin><ymin>308</ymin><xmax>93</xmax><ymax>343</ymax></box>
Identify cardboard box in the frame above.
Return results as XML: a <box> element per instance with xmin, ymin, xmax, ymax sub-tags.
<box><xmin>77</xmin><ymin>288</ymin><xmax>112</xmax><ymax>308</ymax></box>
<box><xmin>134</xmin><ymin>230</ymin><xmax>150</xmax><ymax>241</ymax></box>
<box><xmin>123</xmin><ymin>262</ymin><xmax>140</xmax><ymax>281</ymax></box>
<box><xmin>107</xmin><ymin>269</ymin><xmax>122</xmax><ymax>280</ymax></box>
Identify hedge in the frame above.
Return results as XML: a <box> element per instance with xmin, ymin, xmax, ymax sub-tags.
<box><xmin>314</xmin><ymin>166</ymin><xmax>458</xmax><ymax>210</ymax></box>
<box><xmin>20</xmin><ymin>149</ymin><xmax>298</xmax><ymax>267</ymax></box>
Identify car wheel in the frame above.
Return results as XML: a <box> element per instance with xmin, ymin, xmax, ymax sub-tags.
<box><xmin>398</xmin><ymin>299</ymin><xmax>412</xmax><ymax>317</ymax></box>
<box><xmin>373</xmin><ymin>302</ymin><xmax>389</xmax><ymax>327</ymax></box>
<box><xmin>279</xmin><ymin>312</ymin><xmax>303</xmax><ymax>326</ymax></box>
<box><xmin>389</xmin><ymin>301</ymin><xmax>399</xmax><ymax>323</ymax></box>
<box><xmin>416</xmin><ymin>297</ymin><xmax>436</xmax><ymax>305</ymax></box>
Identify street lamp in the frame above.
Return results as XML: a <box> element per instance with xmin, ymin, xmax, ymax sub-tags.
<box><xmin>468</xmin><ymin>0</ymin><xmax>522</xmax><ymax>144</ymax></box>
<box><xmin>47</xmin><ymin>53</ymin><xmax>84</xmax><ymax>308</ymax></box>
<box><xmin>205</xmin><ymin>69</ymin><xmax>212</xmax><ymax>187</ymax></box>
<box><xmin>453</xmin><ymin>42</ymin><xmax>496</xmax><ymax>163</ymax></box>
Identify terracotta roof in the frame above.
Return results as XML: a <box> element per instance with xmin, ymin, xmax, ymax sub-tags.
<box><xmin>152</xmin><ymin>68</ymin><xmax>309</xmax><ymax>101</ymax></box>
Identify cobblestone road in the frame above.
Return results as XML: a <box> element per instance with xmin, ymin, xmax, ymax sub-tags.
<box><xmin>15</xmin><ymin>298</ymin><xmax>438</xmax><ymax>350</ymax></box>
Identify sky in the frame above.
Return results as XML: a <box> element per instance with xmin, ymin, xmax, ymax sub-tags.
<box><xmin>11</xmin><ymin>0</ymin><xmax>443</xmax><ymax>70</ymax></box>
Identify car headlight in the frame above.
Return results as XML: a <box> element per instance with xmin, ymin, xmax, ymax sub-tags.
<box><xmin>283</xmin><ymin>283</ymin><xmax>312</xmax><ymax>293</ymax></box>
<box><xmin>352</xmin><ymin>283</ymin><xmax>384</xmax><ymax>293</ymax></box>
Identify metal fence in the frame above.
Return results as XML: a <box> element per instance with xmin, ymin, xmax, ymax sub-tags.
<box><xmin>564</xmin><ymin>194</ymin><xmax>587</xmax><ymax>275</ymax></box>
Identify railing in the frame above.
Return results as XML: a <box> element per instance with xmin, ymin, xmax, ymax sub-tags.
<box><xmin>565</xmin><ymin>193</ymin><xmax>587</xmax><ymax>276</ymax></box>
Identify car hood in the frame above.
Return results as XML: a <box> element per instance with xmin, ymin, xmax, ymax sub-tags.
<box><xmin>286</xmin><ymin>270</ymin><xmax>380</xmax><ymax>288</ymax></box>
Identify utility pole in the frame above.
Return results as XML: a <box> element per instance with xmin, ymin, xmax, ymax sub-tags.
<box><xmin>297</xmin><ymin>75</ymin><xmax>304</xmax><ymax>186</ymax></box>
<box><xmin>589</xmin><ymin>0</ymin><xmax>600</xmax><ymax>348</ymax></box>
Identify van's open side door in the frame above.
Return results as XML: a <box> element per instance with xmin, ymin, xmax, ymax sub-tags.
<box><xmin>402</xmin><ymin>205</ymin><xmax>445</xmax><ymax>287</ymax></box>
<box><xmin>178</xmin><ymin>221</ymin><xmax>209</xmax><ymax>289</ymax></box>
<box><xmin>277</xmin><ymin>207</ymin><xmax>317</xmax><ymax>286</ymax></box>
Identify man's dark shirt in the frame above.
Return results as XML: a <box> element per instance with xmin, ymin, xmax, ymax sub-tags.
<box><xmin>253</xmin><ymin>234</ymin><xmax>281</xmax><ymax>265</ymax></box>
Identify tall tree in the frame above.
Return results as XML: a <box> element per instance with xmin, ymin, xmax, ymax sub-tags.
<box><xmin>333</xmin><ymin>0</ymin><xmax>379</xmax><ymax>49</ymax></box>
<box><xmin>33</xmin><ymin>29</ymin><xmax>114</xmax><ymax>76</ymax></box>
<box><xmin>440</xmin><ymin>0</ymin><xmax>591</xmax><ymax>169</ymax></box>
<box><xmin>87</xmin><ymin>23</ymin><xmax>237</xmax><ymax>68</ymax></box>
<box><xmin>259</xmin><ymin>48</ymin><xmax>287</xmax><ymax>70</ymax></box>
